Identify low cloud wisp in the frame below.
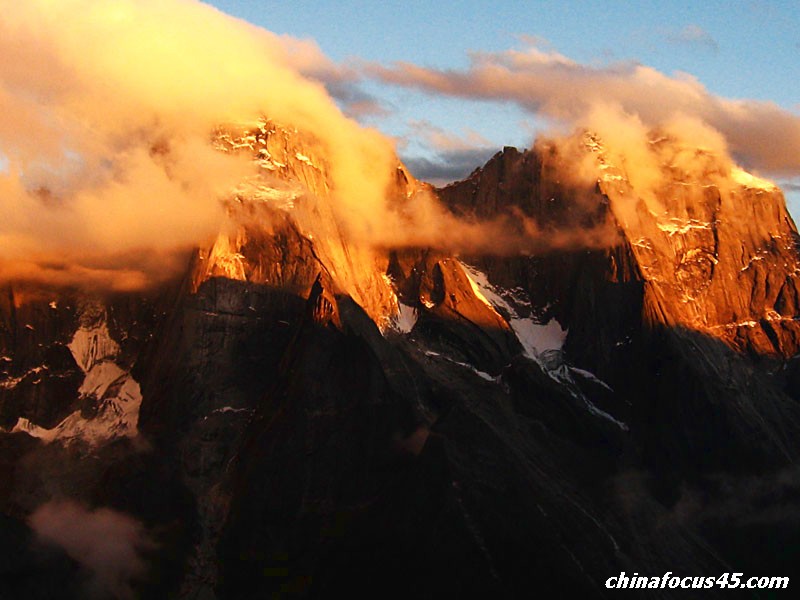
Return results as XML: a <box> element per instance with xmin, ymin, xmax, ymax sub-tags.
<box><xmin>29</xmin><ymin>500</ymin><xmax>154</xmax><ymax>599</ymax></box>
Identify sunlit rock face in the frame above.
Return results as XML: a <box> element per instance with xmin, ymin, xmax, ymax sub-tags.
<box><xmin>439</xmin><ymin>136</ymin><xmax>800</xmax><ymax>480</ymax></box>
<box><xmin>195</xmin><ymin>119</ymin><xmax>401</xmax><ymax>329</ymax></box>
<box><xmin>590</xmin><ymin>133</ymin><xmax>800</xmax><ymax>358</ymax></box>
<box><xmin>440</xmin><ymin>134</ymin><xmax>800</xmax><ymax>357</ymax></box>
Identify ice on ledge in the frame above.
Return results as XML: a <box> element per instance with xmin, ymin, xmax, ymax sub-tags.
<box><xmin>656</xmin><ymin>218</ymin><xmax>712</xmax><ymax>236</ymax></box>
<box><xmin>731</xmin><ymin>167</ymin><xmax>776</xmax><ymax>191</ymax></box>
<box><xmin>393</xmin><ymin>302</ymin><xmax>418</xmax><ymax>334</ymax></box>
<box><xmin>69</xmin><ymin>323</ymin><xmax>119</xmax><ymax>373</ymax></box>
<box><xmin>460</xmin><ymin>262</ymin><xmax>567</xmax><ymax>357</ymax></box>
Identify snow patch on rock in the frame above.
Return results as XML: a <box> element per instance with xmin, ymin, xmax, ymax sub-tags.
<box><xmin>510</xmin><ymin>318</ymin><xmax>568</xmax><ymax>358</ymax></box>
<box><xmin>460</xmin><ymin>262</ymin><xmax>567</xmax><ymax>357</ymax></box>
<box><xmin>656</xmin><ymin>218</ymin><xmax>712</xmax><ymax>237</ymax></box>
<box><xmin>459</xmin><ymin>262</ymin><xmax>624</xmax><ymax>429</ymax></box>
<box><xmin>12</xmin><ymin>370</ymin><xmax>141</xmax><ymax>445</ymax></box>
<box><xmin>548</xmin><ymin>364</ymin><xmax>627</xmax><ymax>430</ymax></box>
<box><xmin>18</xmin><ymin>312</ymin><xmax>144</xmax><ymax>445</ymax></box>
<box><xmin>393</xmin><ymin>302</ymin><xmax>418</xmax><ymax>334</ymax></box>
<box><xmin>423</xmin><ymin>350</ymin><xmax>495</xmax><ymax>382</ymax></box>
<box><xmin>0</xmin><ymin>366</ymin><xmax>47</xmax><ymax>390</ymax></box>
<box><xmin>731</xmin><ymin>167</ymin><xmax>776</xmax><ymax>191</ymax></box>
<box><xmin>68</xmin><ymin>322</ymin><xmax>119</xmax><ymax>373</ymax></box>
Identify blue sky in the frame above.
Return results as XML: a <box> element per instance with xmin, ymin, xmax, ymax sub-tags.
<box><xmin>209</xmin><ymin>0</ymin><xmax>799</xmax><ymax>204</ymax></box>
<box><xmin>207</xmin><ymin>1</ymin><xmax>798</xmax><ymax>102</ymax></box>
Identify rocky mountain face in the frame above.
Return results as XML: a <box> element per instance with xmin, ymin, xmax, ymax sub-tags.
<box><xmin>440</xmin><ymin>138</ymin><xmax>800</xmax><ymax>475</ymax></box>
<box><xmin>2</xmin><ymin>124</ymin><xmax>800</xmax><ymax>598</ymax></box>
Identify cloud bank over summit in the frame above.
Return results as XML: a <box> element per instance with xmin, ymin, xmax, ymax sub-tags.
<box><xmin>0</xmin><ymin>0</ymin><xmax>623</xmax><ymax>291</ymax></box>
<box><xmin>0</xmin><ymin>0</ymin><xmax>405</xmax><ymax>289</ymax></box>
<box><xmin>365</xmin><ymin>41</ymin><xmax>800</xmax><ymax>181</ymax></box>
<box><xmin>2</xmin><ymin>1</ymin><xmax>798</xmax><ymax>291</ymax></box>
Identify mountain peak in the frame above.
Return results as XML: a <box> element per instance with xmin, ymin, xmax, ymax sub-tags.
<box><xmin>441</xmin><ymin>135</ymin><xmax>800</xmax><ymax>358</ymax></box>
<box><xmin>3</xmin><ymin>124</ymin><xmax>800</xmax><ymax>598</ymax></box>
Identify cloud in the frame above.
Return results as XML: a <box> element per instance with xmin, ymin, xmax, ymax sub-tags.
<box><xmin>271</xmin><ymin>35</ymin><xmax>388</xmax><ymax>119</ymax></box>
<box><xmin>665</xmin><ymin>24</ymin><xmax>719</xmax><ymax>52</ymax></box>
<box><xmin>366</xmin><ymin>42</ymin><xmax>800</xmax><ymax>178</ymax></box>
<box><xmin>0</xmin><ymin>0</ymin><xmax>400</xmax><ymax>289</ymax></box>
<box><xmin>325</xmin><ymin>81</ymin><xmax>390</xmax><ymax>120</ymax></box>
<box><xmin>7</xmin><ymin>1</ymin><xmax>745</xmax><ymax>292</ymax></box>
<box><xmin>7</xmin><ymin>0</ymin><xmax>588</xmax><ymax>292</ymax></box>
<box><xmin>29</xmin><ymin>500</ymin><xmax>154</xmax><ymax>599</ymax></box>
<box><xmin>779</xmin><ymin>180</ymin><xmax>800</xmax><ymax>192</ymax></box>
<box><xmin>404</xmin><ymin>149</ymin><xmax>496</xmax><ymax>184</ymax></box>
<box><xmin>400</xmin><ymin>120</ymin><xmax>498</xmax><ymax>184</ymax></box>
<box><xmin>406</xmin><ymin>120</ymin><xmax>494</xmax><ymax>153</ymax></box>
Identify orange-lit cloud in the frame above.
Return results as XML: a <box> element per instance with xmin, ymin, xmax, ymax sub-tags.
<box><xmin>366</xmin><ymin>42</ymin><xmax>800</xmax><ymax>177</ymax></box>
<box><xmin>0</xmin><ymin>0</ymin><xmax>400</xmax><ymax>289</ymax></box>
<box><xmin>7</xmin><ymin>3</ymin><xmax>762</xmax><ymax>293</ymax></box>
<box><xmin>0</xmin><ymin>1</ymin><xmax>623</xmax><ymax>292</ymax></box>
